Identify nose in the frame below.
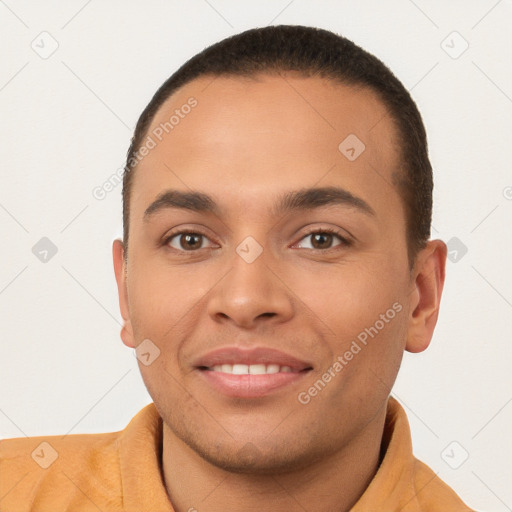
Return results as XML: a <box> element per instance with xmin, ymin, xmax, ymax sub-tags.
<box><xmin>207</xmin><ymin>247</ymin><xmax>294</xmax><ymax>330</ymax></box>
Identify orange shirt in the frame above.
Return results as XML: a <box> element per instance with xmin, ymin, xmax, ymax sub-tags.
<box><xmin>0</xmin><ymin>397</ymin><xmax>474</xmax><ymax>511</ymax></box>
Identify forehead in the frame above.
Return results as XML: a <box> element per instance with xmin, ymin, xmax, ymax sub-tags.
<box><xmin>131</xmin><ymin>73</ymin><xmax>403</xmax><ymax>224</ymax></box>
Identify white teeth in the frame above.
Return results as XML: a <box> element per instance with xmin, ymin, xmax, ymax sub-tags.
<box><xmin>249</xmin><ymin>364</ymin><xmax>267</xmax><ymax>375</ymax></box>
<box><xmin>232</xmin><ymin>364</ymin><xmax>248</xmax><ymax>375</ymax></box>
<box><xmin>210</xmin><ymin>364</ymin><xmax>296</xmax><ymax>375</ymax></box>
<box><xmin>266</xmin><ymin>364</ymin><xmax>280</xmax><ymax>374</ymax></box>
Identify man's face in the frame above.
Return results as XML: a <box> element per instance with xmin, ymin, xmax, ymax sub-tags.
<box><xmin>117</xmin><ymin>74</ymin><xmax>416</xmax><ymax>472</ymax></box>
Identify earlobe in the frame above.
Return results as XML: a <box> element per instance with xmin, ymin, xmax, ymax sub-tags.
<box><xmin>112</xmin><ymin>239</ymin><xmax>136</xmax><ymax>349</ymax></box>
<box><xmin>405</xmin><ymin>240</ymin><xmax>447</xmax><ymax>353</ymax></box>
<box><xmin>120</xmin><ymin>321</ymin><xmax>136</xmax><ymax>349</ymax></box>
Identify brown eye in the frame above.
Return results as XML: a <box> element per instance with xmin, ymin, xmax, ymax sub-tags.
<box><xmin>295</xmin><ymin>230</ymin><xmax>348</xmax><ymax>250</ymax></box>
<box><xmin>167</xmin><ymin>232</ymin><xmax>211</xmax><ymax>251</ymax></box>
<box><xmin>310</xmin><ymin>233</ymin><xmax>334</xmax><ymax>249</ymax></box>
<box><xmin>180</xmin><ymin>234</ymin><xmax>203</xmax><ymax>250</ymax></box>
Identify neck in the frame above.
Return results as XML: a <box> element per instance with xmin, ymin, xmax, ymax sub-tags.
<box><xmin>161</xmin><ymin>405</ymin><xmax>388</xmax><ymax>512</ymax></box>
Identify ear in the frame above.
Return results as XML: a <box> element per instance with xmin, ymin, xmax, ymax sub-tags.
<box><xmin>406</xmin><ymin>239</ymin><xmax>447</xmax><ymax>353</ymax></box>
<box><xmin>113</xmin><ymin>239</ymin><xmax>136</xmax><ymax>348</ymax></box>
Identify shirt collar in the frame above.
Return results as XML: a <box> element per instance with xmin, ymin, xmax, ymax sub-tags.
<box><xmin>119</xmin><ymin>402</ymin><xmax>173</xmax><ymax>511</ymax></box>
<box><xmin>118</xmin><ymin>397</ymin><xmax>428</xmax><ymax>511</ymax></box>
<box><xmin>351</xmin><ymin>396</ymin><xmax>424</xmax><ymax>511</ymax></box>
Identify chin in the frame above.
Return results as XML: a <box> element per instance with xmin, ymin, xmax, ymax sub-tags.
<box><xmin>187</xmin><ymin>435</ymin><xmax>328</xmax><ymax>476</ymax></box>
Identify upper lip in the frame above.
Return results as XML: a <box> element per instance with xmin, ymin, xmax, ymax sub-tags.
<box><xmin>193</xmin><ymin>346</ymin><xmax>313</xmax><ymax>371</ymax></box>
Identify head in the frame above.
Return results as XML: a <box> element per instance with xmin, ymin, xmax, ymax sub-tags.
<box><xmin>113</xmin><ymin>25</ymin><xmax>446</xmax><ymax>473</ymax></box>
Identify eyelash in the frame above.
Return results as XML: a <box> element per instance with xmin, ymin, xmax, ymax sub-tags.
<box><xmin>162</xmin><ymin>227</ymin><xmax>352</xmax><ymax>253</ymax></box>
<box><xmin>298</xmin><ymin>227</ymin><xmax>352</xmax><ymax>250</ymax></box>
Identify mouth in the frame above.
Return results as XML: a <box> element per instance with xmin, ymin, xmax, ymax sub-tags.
<box><xmin>202</xmin><ymin>363</ymin><xmax>306</xmax><ymax>374</ymax></box>
<box><xmin>194</xmin><ymin>347</ymin><xmax>313</xmax><ymax>398</ymax></box>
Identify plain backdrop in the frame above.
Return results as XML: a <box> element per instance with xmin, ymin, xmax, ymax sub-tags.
<box><xmin>0</xmin><ymin>1</ymin><xmax>511</xmax><ymax>510</ymax></box>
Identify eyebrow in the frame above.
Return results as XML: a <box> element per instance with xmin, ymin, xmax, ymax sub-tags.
<box><xmin>143</xmin><ymin>186</ymin><xmax>376</xmax><ymax>221</ymax></box>
<box><xmin>274</xmin><ymin>186</ymin><xmax>375</xmax><ymax>217</ymax></box>
<box><xmin>144</xmin><ymin>190</ymin><xmax>218</xmax><ymax>220</ymax></box>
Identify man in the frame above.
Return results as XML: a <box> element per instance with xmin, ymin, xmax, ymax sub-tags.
<box><xmin>0</xmin><ymin>25</ymin><xmax>474</xmax><ymax>511</ymax></box>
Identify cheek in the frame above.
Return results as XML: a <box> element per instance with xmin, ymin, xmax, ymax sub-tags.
<box><xmin>127</xmin><ymin>271</ymin><xmax>170</xmax><ymax>336</ymax></box>
<box><xmin>317</xmin><ymin>300</ymin><xmax>408</xmax><ymax>413</ymax></box>
<box><xmin>289</xmin><ymin>256</ymin><xmax>408</xmax><ymax>392</ymax></box>
<box><xmin>126</xmin><ymin>264</ymin><xmax>183</xmax><ymax>346</ymax></box>
<box><xmin>289</xmin><ymin>258</ymin><xmax>406</xmax><ymax>338</ymax></box>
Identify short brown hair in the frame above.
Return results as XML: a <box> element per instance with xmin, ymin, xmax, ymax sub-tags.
<box><xmin>123</xmin><ymin>25</ymin><xmax>432</xmax><ymax>267</ymax></box>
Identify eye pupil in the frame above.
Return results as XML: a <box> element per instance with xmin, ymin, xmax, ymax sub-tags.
<box><xmin>311</xmin><ymin>233</ymin><xmax>333</xmax><ymax>249</ymax></box>
<box><xmin>181</xmin><ymin>233</ymin><xmax>202</xmax><ymax>250</ymax></box>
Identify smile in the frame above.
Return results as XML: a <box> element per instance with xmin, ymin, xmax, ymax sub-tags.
<box><xmin>193</xmin><ymin>346</ymin><xmax>313</xmax><ymax>398</ymax></box>
<box><xmin>207</xmin><ymin>363</ymin><xmax>299</xmax><ymax>375</ymax></box>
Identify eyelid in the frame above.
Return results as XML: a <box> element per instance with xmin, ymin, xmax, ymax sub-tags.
<box><xmin>292</xmin><ymin>226</ymin><xmax>353</xmax><ymax>249</ymax></box>
<box><xmin>162</xmin><ymin>226</ymin><xmax>353</xmax><ymax>253</ymax></box>
<box><xmin>162</xmin><ymin>227</ymin><xmax>220</xmax><ymax>251</ymax></box>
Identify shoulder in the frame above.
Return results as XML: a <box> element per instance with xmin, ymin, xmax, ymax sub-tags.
<box><xmin>0</xmin><ymin>430</ymin><xmax>123</xmax><ymax>512</ymax></box>
<box><xmin>412</xmin><ymin>457</ymin><xmax>477</xmax><ymax>511</ymax></box>
<box><xmin>383</xmin><ymin>398</ymin><xmax>477</xmax><ymax>511</ymax></box>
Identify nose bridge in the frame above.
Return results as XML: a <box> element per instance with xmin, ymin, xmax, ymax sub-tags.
<box><xmin>207</xmin><ymin>240</ymin><xmax>294</xmax><ymax>327</ymax></box>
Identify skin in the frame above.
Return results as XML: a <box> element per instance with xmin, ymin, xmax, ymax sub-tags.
<box><xmin>113</xmin><ymin>73</ymin><xmax>447</xmax><ymax>512</ymax></box>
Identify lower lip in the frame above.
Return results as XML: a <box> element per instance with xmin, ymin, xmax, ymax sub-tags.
<box><xmin>198</xmin><ymin>369</ymin><xmax>310</xmax><ymax>398</ymax></box>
